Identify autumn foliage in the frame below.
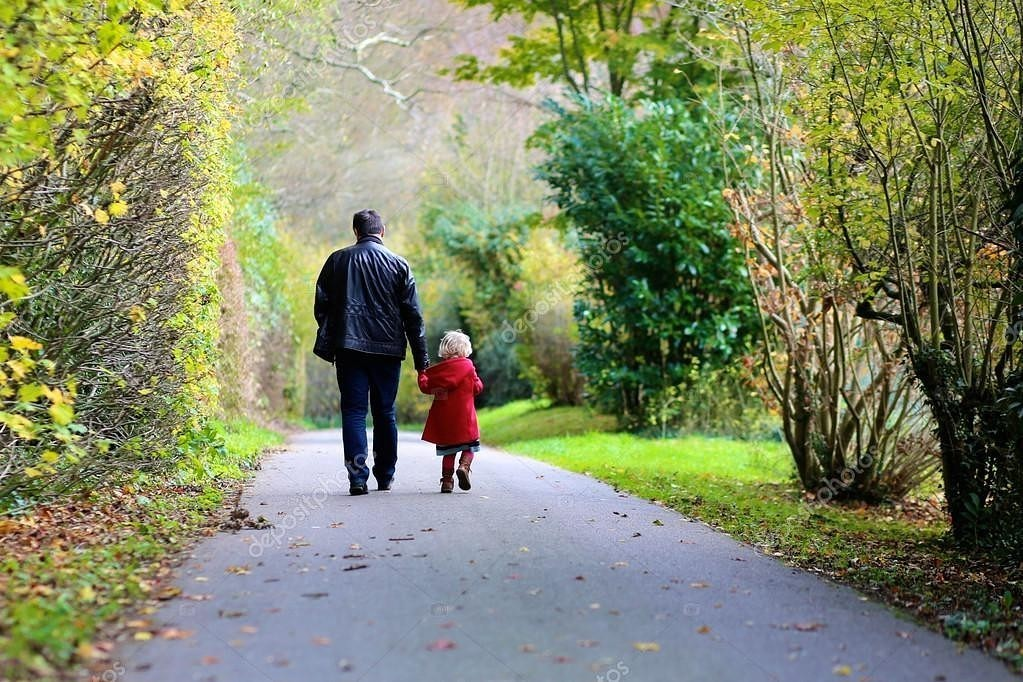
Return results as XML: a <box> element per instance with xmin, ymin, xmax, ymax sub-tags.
<box><xmin>0</xmin><ymin>2</ymin><xmax>237</xmax><ymax>503</ymax></box>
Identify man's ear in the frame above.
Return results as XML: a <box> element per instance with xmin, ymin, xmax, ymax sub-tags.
<box><xmin>380</xmin><ymin>226</ymin><xmax>386</xmax><ymax>238</ymax></box>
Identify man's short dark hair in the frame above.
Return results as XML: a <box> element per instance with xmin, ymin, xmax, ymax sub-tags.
<box><xmin>353</xmin><ymin>209</ymin><xmax>384</xmax><ymax>236</ymax></box>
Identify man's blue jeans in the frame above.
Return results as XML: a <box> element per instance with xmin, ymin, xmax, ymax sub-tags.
<box><xmin>336</xmin><ymin>350</ymin><xmax>401</xmax><ymax>487</ymax></box>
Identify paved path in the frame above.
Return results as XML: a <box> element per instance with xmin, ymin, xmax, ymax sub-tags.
<box><xmin>112</xmin><ymin>431</ymin><xmax>1017</xmax><ymax>682</ymax></box>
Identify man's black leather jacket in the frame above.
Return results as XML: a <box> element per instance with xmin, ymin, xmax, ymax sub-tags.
<box><xmin>314</xmin><ymin>235</ymin><xmax>429</xmax><ymax>370</ymax></box>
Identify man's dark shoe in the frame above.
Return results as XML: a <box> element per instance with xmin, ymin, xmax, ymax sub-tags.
<box><xmin>349</xmin><ymin>484</ymin><xmax>369</xmax><ymax>496</ymax></box>
<box><xmin>376</xmin><ymin>479</ymin><xmax>393</xmax><ymax>491</ymax></box>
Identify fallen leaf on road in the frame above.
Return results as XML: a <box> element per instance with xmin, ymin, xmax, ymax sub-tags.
<box><xmin>578</xmin><ymin>640</ymin><xmax>599</xmax><ymax>648</ymax></box>
<box><xmin>201</xmin><ymin>655</ymin><xmax>220</xmax><ymax>665</ymax></box>
<box><xmin>338</xmin><ymin>658</ymin><xmax>354</xmax><ymax>672</ymax></box>
<box><xmin>194</xmin><ymin>576</ymin><xmax>208</xmax><ymax>582</ymax></box>
<box><xmin>574</xmin><ymin>575</ymin><xmax>586</xmax><ymax>581</ymax></box>
<box><xmin>240</xmin><ymin>625</ymin><xmax>258</xmax><ymax>634</ymax></box>
<box><xmin>388</xmin><ymin>536</ymin><xmax>415</xmax><ymax>541</ymax></box>
<box><xmin>553</xmin><ymin>655</ymin><xmax>572</xmax><ymax>663</ymax></box>
<box><xmin>832</xmin><ymin>664</ymin><xmax>852</xmax><ymax>676</ymax></box>
<box><xmin>793</xmin><ymin>622</ymin><xmax>826</xmax><ymax>632</ymax></box>
<box><xmin>426</xmin><ymin>639</ymin><xmax>457</xmax><ymax>651</ymax></box>
<box><xmin>349</xmin><ymin>543</ymin><xmax>361</xmax><ymax>550</ymax></box>
<box><xmin>519</xmin><ymin>546</ymin><xmax>530</xmax><ymax>552</ymax></box>
<box><xmin>225</xmin><ymin>565</ymin><xmax>250</xmax><ymax>575</ymax></box>
<box><xmin>611</xmin><ymin>561</ymin><xmax>628</xmax><ymax>569</ymax></box>
<box><xmin>697</xmin><ymin>625</ymin><xmax>711</xmax><ymax>634</ymax></box>
<box><xmin>301</xmin><ymin>592</ymin><xmax>329</xmax><ymax>599</ymax></box>
<box><xmin>652</xmin><ymin>519</ymin><xmax>664</xmax><ymax>526</ymax></box>
<box><xmin>75</xmin><ymin>642</ymin><xmax>100</xmax><ymax>660</ymax></box>
<box><xmin>690</xmin><ymin>581</ymin><xmax>711</xmax><ymax>588</ymax></box>
<box><xmin>633</xmin><ymin>642</ymin><xmax>660</xmax><ymax>652</ymax></box>
<box><xmin>126</xmin><ymin>619</ymin><xmax>150</xmax><ymax>628</ymax></box>
<box><xmin>219</xmin><ymin>609</ymin><xmax>246</xmax><ymax>618</ymax></box>
<box><xmin>156</xmin><ymin>586</ymin><xmax>181</xmax><ymax>600</ymax></box>
<box><xmin>519</xmin><ymin>644</ymin><xmax>536</xmax><ymax>653</ymax></box>
<box><xmin>311</xmin><ymin>636</ymin><xmax>331</xmax><ymax>646</ymax></box>
<box><xmin>330</xmin><ymin>522</ymin><xmax>344</xmax><ymax>528</ymax></box>
<box><xmin>160</xmin><ymin>628</ymin><xmax>194</xmax><ymax>640</ymax></box>
<box><xmin>133</xmin><ymin>632</ymin><xmax>152</xmax><ymax>641</ymax></box>
<box><xmin>344</xmin><ymin>564</ymin><xmax>369</xmax><ymax>572</ymax></box>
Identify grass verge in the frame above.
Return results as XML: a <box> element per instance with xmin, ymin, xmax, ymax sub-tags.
<box><xmin>479</xmin><ymin>400</ymin><xmax>1023</xmax><ymax>672</ymax></box>
<box><xmin>0</xmin><ymin>418</ymin><xmax>283</xmax><ymax>682</ymax></box>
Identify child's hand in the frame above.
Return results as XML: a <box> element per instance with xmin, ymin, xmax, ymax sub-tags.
<box><xmin>417</xmin><ymin>372</ymin><xmax>430</xmax><ymax>394</ymax></box>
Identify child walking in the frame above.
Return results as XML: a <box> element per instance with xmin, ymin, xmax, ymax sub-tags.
<box><xmin>418</xmin><ymin>330</ymin><xmax>483</xmax><ymax>493</ymax></box>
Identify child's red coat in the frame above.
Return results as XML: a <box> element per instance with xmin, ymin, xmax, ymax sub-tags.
<box><xmin>418</xmin><ymin>357</ymin><xmax>483</xmax><ymax>445</ymax></box>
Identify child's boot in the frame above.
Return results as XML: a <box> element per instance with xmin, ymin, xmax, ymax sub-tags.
<box><xmin>440</xmin><ymin>468</ymin><xmax>454</xmax><ymax>493</ymax></box>
<box><xmin>456</xmin><ymin>452</ymin><xmax>474</xmax><ymax>491</ymax></box>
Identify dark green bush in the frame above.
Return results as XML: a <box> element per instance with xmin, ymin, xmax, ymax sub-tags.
<box><xmin>532</xmin><ymin>96</ymin><xmax>755</xmax><ymax>428</ymax></box>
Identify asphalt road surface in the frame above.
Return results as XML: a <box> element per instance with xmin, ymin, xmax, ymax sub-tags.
<box><xmin>110</xmin><ymin>430</ymin><xmax>1017</xmax><ymax>682</ymax></box>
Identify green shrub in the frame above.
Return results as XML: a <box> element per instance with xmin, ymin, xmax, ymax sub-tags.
<box><xmin>532</xmin><ymin>96</ymin><xmax>755</xmax><ymax>428</ymax></box>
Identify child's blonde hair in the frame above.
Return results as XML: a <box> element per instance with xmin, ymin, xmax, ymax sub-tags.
<box><xmin>438</xmin><ymin>329</ymin><xmax>472</xmax><ymax>359</ymax></box>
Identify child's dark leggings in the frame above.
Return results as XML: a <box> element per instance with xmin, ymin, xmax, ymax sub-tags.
<box><xmin>442</xmin><ymin>451</ymin><xmax>474</xmax><ymax>473</ymax></box>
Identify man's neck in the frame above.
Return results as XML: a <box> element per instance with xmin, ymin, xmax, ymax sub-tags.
<box><xmin>357</xmin><ymin>234</ymin><xmax>383</xmax><ymax>244</ymax></box>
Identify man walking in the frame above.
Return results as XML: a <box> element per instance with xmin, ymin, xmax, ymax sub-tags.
<box><xmin>314</xmin><ymin>209</ymin><xmax>430</xmax><ymax>495</ymax></box>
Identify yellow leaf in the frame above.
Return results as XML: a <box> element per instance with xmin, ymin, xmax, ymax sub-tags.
<box><xmin>832</xmin><ymin>665</ymin><xmax>852</xmax><ymax>677</ymax></box>
<box><xmin>49</xmin><ymin>402</ymin><xmax>74</xmax><ymax>426</ymax></box>
<box><xmin>24</xmin><ymin>467</ymin><xmax>42</xmax><ymax>478</ymax></box>
<box><xmin>128</xmin><ymin>306</ymin><xmax>146</xmax><ymax>323</ymax></box>
<box><xmin>134</xmin><ymin>631</ymin><xmax>153</xmax><ymax>641</ymax></box>
<box><xmin>109</xmin><ymin>180</ymin><xmax>127</xmax><ymax>196</ymax></box>
<box><xmin>2</xmin><ymin>412</ymin><xmax>36</xmax><ymax>438</ymax></box>
<box><xmin>42</xmin><ymin>386</ymin><xmax>64</xmax><ymax>404</ymax></box>
<box><xmin>10</xmin><ymin>336</ymin><xmax>42</xmax><ymax>352</ymax></box>
<box><xmin>79</xmin><ymin>585</ymin><xmax>96</xmax><ymax>602</ymax></box>
<box><xmin>41</xmin><ymin>450</ymin><xmax>59</xmax><ymax>463</ymax></box>
<box><xmin>94</xmin><ymin>208</ymin><xmax>110</xmax><ymax>225</ymax></box>
<box><xmin>108</xmin><ymin>200</ymin><xmax>129</xmax><ymax>218</ymax></box>
<box><xmin>633</xmin><ymin>642</ymin><xmax>660</xmax><ymax>652</ymax></box>
<box><xmin>75</xmin><ymin>642</ymin><xmax>98</xmax><ymax>660</ymax></box>
<box><xmin>17</xmin><ymin>383</ymin><xmax>43</xmax><ymax>402</ymax></box>
<box><xmin>6</xmin><ymin>358</ymin><xmax>31</xmax><ymax>380</ymax></box>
